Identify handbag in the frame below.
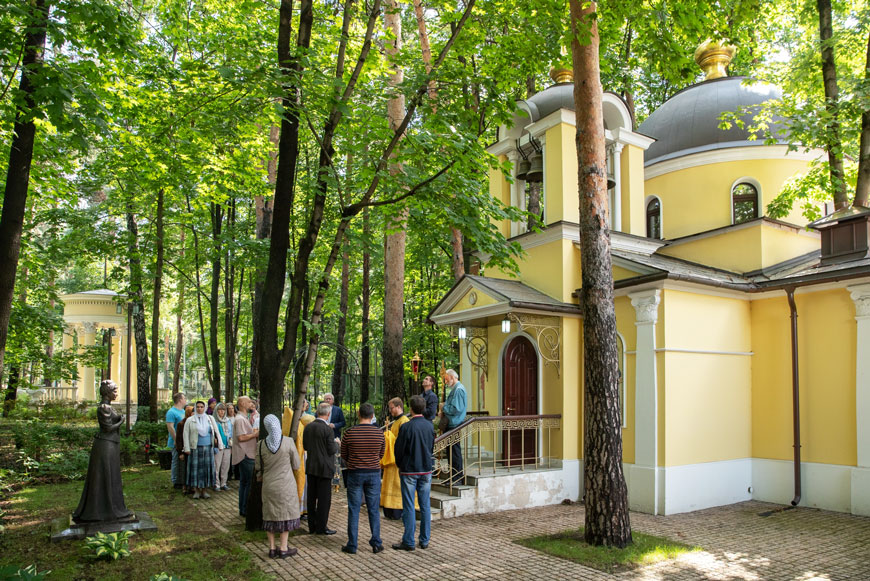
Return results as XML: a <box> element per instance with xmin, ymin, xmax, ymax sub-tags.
<box><xmin>245</xmin><ymin>440</ymin><xmax>265</xmax><ymax>532</ymax></box>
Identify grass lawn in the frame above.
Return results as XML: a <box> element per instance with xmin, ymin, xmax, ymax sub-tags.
<box><xmin>0</xmin><ymin>465</ymin><xmax>271</xmax><ymax>580</ymax></box>
<box><xmin>515</xmin><ymin>528</ymin><xmax>701</xmax><ymax>573</ymax></box>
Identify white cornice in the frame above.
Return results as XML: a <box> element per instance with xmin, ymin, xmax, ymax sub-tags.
<box><xmin>644</xmin><ymin>146</ymin><xmax>826</xmax><ymax>180</ymax></box>
<box><xmin>614</xmin><ymin>128</ymin><xmax>655</xmax><ymax>150</ymax></box>
<box><xmin>526</xmin><ymin>109</ymin><xmax>575</xmax><ymax>138</ymax></box>
<box><xmin>612</xmin><ymin>255</ymin><xmax>659</xmax><ymax>276</ymax></box>
<box><xmin>487</xmin><ymin>139</ymin><xmax>515</xmax><ymax>157</ymax></box>
<box><xmin>611</xmin><ymin>232</ymin><xmax>666</xmax><ymax>255</ymax></box>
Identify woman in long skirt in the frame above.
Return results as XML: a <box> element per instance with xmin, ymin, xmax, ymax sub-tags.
<box><xmin>256</xmin><ymin>414</ymin><xmax>301</xmax><ymax>558</ymax></box>
<box><xmin>183</xmin><ymin>400</ymin><xmax>223</xmax><ymax>499</ymax></box>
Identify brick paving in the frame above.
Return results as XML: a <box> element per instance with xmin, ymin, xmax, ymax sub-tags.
<box><xmin>193</xmin><ymin>480</ymin><xmax>870</xmax><ymax>580</ymax></box>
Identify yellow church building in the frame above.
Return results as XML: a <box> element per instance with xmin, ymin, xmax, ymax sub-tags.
<box><xmin>430</xmin><ymin>44</ymin><xmax>870</xmax><ymax>518</ymax></box>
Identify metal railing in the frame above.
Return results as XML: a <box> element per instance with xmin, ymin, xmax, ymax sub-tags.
<box><xmin>433</xmin><ymin>414</ymin><xmax>561</xmax><ymax>493</ymax></box>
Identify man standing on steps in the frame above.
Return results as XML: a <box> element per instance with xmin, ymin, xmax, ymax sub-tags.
<box><xmin>393</xmin><ymin>395</ymin><xmax>435</xmax><ymax>551</ymax></box>
<box><xmin>340</xmin><ymin>403</ymin><xmax>386</xmax><ymax>554</ymax></box>
<box><xmin>304</xmin><ymin>402</ymin><xmax>340</xmax><ymax>535</ymax></box>
<box><xmin>421</xmin><ymin>375</ymin><xmax>438</xmax><ymax>422</ymax></box>
<box><xmin>441</xmin><ymin>369</ymin><xmax>467</xmax><ymax>484</ymax></box>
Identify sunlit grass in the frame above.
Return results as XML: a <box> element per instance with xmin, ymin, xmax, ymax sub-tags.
<box><xmin>0</xmin><ymin>465</ymin><xmax>271</xmax><ymax>580</ymax></box>
<box><xmin>515</xmin><ymin>528</ymin><xmax>701</xmax><ymax>573</ymax></box>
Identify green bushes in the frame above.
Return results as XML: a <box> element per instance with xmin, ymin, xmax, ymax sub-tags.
<box><xmin>0</xmin><ymin>564</ymin><xmax>50</xmax><ymax>580</ymax></box>
<box><xmin>84</xmin><ymin>531</ymin><xmax>134</xmax><ymax>561</ymax></box>
<box><xmin>10</xmin><ymin>422</ymin><xmax>95</xmax><ymax>481</ymax></box>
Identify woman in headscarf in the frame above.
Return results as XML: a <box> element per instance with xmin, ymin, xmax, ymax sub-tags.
<box><xmin>206</xmin><ymin>397</ymin><xmax>217</xmax><ymax>415</ymax></box>
<box><xmin>183</xmin><ymin>400</ymin><xmax>223</xmax><ymax>499</ymax></box>
<box><xmin>175</xmin><ymin>405</ymin><xmax>194</xmax><ymax>495</ymax></box>
<box><xmin>256</xmin><ymin>414</ymin><xmax>301</xmax><ymax>559</ymax></box>
<box><xmin>214</xmin><ymin>402</ymin><xmax>233</xmax><ymax>491</ymax></box>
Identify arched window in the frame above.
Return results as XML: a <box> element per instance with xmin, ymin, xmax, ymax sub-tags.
<box><xmin>646</xmin><ymin>198</ymin><xmax>662</xmax><ymax>239</ymax></box>
<box><xmin>732</xmin><ymin>182</ymin><xmax>759</xmax><ymax>224</ymax></box>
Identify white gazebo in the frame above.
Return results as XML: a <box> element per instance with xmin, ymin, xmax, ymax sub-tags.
<box><xmin>55</xmin><ymin>289</ymin><xmax>137</xmax><ymax>403</ymax></box>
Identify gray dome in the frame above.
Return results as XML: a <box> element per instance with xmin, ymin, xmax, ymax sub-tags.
<box><xmin>519</xmin><ymin>83</ymin><xmax>575</xmax><ymax>122</ymax></box>
<box><xmin>638</xmin><ymin>76</ymin><xmax>787</xmax><ymax>166</ymax></box>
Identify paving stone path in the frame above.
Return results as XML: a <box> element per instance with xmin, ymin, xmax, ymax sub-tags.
<box><xmin>194</xmin><ymin>480</ymin><xmax>870</xmax><ymax>580</ymax></box>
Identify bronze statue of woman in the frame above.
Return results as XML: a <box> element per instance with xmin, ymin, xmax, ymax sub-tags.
<box><xmin>73</xmin><ymin>379</ymin><xmax>132</xmax><ymax>523</ymax></box>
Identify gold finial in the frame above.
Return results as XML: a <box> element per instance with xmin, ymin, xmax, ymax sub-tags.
<box><xmin>549</xmin><ymin>65</ymin><xmax>573</xmax><ymax>84</ymax></box>
<box><xmin>694</xmin><ymin>40</ymin><xmax>736</xmax><ymax>80</ymax></box>
<box><xmin>549</xmin><ymin>45</ymin><xmax>573</xmax><ymax>84</ymax></box>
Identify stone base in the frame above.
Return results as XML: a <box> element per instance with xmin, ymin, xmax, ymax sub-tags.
<box><xmin>50</xmin><ymin>512</ymin><xmax>157</xmax><ymax>542</ymax></box>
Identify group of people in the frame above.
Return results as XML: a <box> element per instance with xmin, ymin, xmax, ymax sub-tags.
<box><xmin>164</xmin><ymin>368</ymin><xmax>469</xmax><ymax>560</ymax></box>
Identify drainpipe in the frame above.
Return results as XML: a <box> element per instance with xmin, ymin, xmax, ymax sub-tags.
<box><xmin>785</xmin><ymin>287</ymin><xmax>802</xmax><ymax>506</ymax></box>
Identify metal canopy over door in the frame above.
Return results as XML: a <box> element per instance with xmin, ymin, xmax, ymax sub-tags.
<box><xmin>502</xmin><ymin>335</ymin><xmax>538</xmax><ymax>465</ymax></box>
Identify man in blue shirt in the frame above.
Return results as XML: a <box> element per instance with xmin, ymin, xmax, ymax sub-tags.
<box><xmin>165</xmin><ymin>392</ymin><xmax>187</xmax><ymax>488</ymax></box>
<box><xmin>441</xmin><ymin>369</ymin><xmax>467</xmax><ymax>485</ymax></box>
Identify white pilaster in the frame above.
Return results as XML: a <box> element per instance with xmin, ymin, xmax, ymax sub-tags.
<box><xmin>613</xmin><ymin>143</ymin><xmax>624</xmax><ymax>232</ymax></box>
<box><xmin>849</xmin><ymin>284</ymin><xmax>870</xmax><ymax>515</ymax></box>
<box><xmin>629</xmin><ymin>289</ymin><xmax>661</xmax><ymax>514</ymax></box>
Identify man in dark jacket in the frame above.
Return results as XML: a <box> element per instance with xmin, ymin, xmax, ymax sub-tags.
<box><xmin>421</xmin><ymin>375</ymin><xmax>438</xmax><ymax>421</ymax></box>
<box><xmin>323</xmin><ymin>393</ymin><xmax>346</xmax><ymax>439</ymax></box>
<box><xmin>393</xmin><ymin>395</ymin><xmax>435</xmax><ymax>551</ymax></box>
<box><xmin>303</xmin><ymin>402</ymin><xmax>340</xmax><ymax>535</ymax></box>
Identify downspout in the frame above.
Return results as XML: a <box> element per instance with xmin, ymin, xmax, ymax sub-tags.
<box><xmin>785</xmin><ymin>287</ymin><xmax>802</xmax><ymax>506</ymax></box>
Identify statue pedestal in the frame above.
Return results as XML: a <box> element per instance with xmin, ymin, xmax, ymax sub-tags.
<box><xmin>50</xmin><ymin>512</ymin><xmax>157</xmax><ymax>542</ymax></box>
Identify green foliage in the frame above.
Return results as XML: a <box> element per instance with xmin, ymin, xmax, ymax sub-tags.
<box><xmin>83</xmin><ymin>531</ymin><xmax>134</xmax><ymax>561</ymax></box>
<box><xmin>0</xmin><ymin>565</ymin><xmax>50</xmax><ymax>580</ymax></box>
<box><xmin>10</xmin><ymin>421</ymin><xmax>94</xmax><ymax>480</ymax></box>
<box><xmin>149</xmin><ymin>574</ymin><xmax>187</xmax><ymax>581</ymax></box>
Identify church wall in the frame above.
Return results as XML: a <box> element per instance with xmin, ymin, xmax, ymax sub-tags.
<box><xmin>644</xmin><ymin>157</ymin><xmax>812</xmax><ymax>239</ymax></box>
<box><xmin>660</xmin><ymin>226</ymin><xmax>762</xmax><ymax>273</ymax></box>
<box><xmin>760</xmin><ymin>225</ymin><xmax>821</xmax><ymax>269</ymax></box>
<box><xmin>489</xmin><ymin>159</ymin><xmax>511</xmax><ymax>239</ymax></box>
<box><xmin>561</xmin><ymin>317</ymin><xmax>582</xmax><ymax>462</ymax></box>
<box><xmin>662</xmin><ymin>290</ymin><xmax>753</xmax><ymax>466</ymax></box>
<box><xmin>621</xmin><ymin>144</ymin><xmax>648</xmax><ymax>237</ymax></box>
<box><xmin>751</xmin><ymin>289</ymin><xmax>857</xmax><ymax>467</ymax></box>
<box><xmin>543</xmin><ymin>123</ymin><xmax>580</xmax><ymax>225</ymax></box>
<box><xmin>615</xmin><ymin>296</ymin><xmax>636</xmax><ymax>464</ymax></box>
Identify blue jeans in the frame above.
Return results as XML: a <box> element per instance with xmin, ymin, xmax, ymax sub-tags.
<box><xmin>237</xmin><ymin>457</ymin><xmax>254</xmax><ymax>516</ymax></box>
<box><xmin>401</xmin><ymin>473</ymin><xmax>431</xmax><ymax>547</ymax></box>
<box><xmin>170</xmin><ymin>449</ymin><xmax>179</xmax><ymax>485</ymax></box>
<box><xmin>345</xmin><ymin>470</ymin><xmax>382</xmax><ymax>551</ymax></box>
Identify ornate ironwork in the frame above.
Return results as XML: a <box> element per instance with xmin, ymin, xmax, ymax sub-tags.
<box><xmin>465</xmin><ymin>335</ymin><xmax>488</xmax><ymax>379</ymax></box>
<box><xmin>507</xmin><ymin>313</ymin><xmax>561</xmax><ymax>376</ymax></box>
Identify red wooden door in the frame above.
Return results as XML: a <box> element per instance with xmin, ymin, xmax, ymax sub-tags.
<box><xmin>502</xmin><ymin>335</ymin><xmax>538</xmax><ymax>465</ymax></box>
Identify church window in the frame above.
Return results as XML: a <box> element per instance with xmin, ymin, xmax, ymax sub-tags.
<box><xmin>732</xmin><ymin>182</ymin><xmax>759</xmax><ymax>224</ymax></box>
<box><xmin>646</xmin><ymin>198</ymin><xmax>662</xmax><ymax>239</ymax></box>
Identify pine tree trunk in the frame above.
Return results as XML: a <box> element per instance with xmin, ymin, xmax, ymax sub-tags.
<box><xmin>569</xmin><ymin>0</ymin><xmax>632</xmax><ymax>548</ymax></box>
<box><xmin>149</xmin><ymin>189</ymin><xmax>165</xmax><ymax>422</ymax></box>
<box><xmin>816</xmin><ymin>0</ymin><xmax>849</xmax><ymax>208</ymax></box>
<box><xmin>0</xmin><ymin>0</ymin><xmax>49</xmax><ymax>381</ymax></box>
<box><xmin>126</xmin><ymin>211</ymin><xmax>151</xmax><ymax>418</ymax></box>
<box><xmin>382</xmin><ymin>0</ymin><xmax>409</xmax><ymax>409</ymax></box>
<box><xmin>854</xmin><ymin>30</ymin><xmax>870</xmax><ymax>208</ymax></box>
<box><xmin>361</xmin><ymin>208</ymin><xmax>371</xmax><ymax>404</ymax></box>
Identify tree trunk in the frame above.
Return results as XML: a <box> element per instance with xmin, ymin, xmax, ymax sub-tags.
<box><xmin>224</xmin><ymin>199</ymin><xmax>237</xmax><ymax>404</ymax></box>
<box><xmin>361</xmin><ymin>208</ymin><xmax>371</xmax><ymax>404</ymax></box>
<box><xmin>209</xmin><ymin>202</ymin><xmax>222</xmax><ymax>401</ymax></box>
<box><xmin>854</xmin><ymin>30</ymin><xmax>870</xmax><ymax>208</ymax></box>
<box><xmin>816</xmin><ymin>0</ymin><xmax>849</xmax><ymax>208</ymax></box>
<box><xmin>0</xmin><ymin>0</ymin><xmax>49</xmax><ymax>382</ymax></box>
<box><xmin>569</xmin><ymin>0</ymin><xmax>632</xmax><ymax>548</ymax></box>
<box><xmin>249</xmin><ymin>127</ymin><xmax>277</xmax><ymax>397</ymax></box>
<box><xmin>126</xmin><ymin>211</ymin><xmax>151</xmax><ymax>418</ymax></box>
<box><xmin>330</xmin><ymin>241</ymin><xmax>350</xmax><ymax>405</ymax></box>
<box><xmin>382</xmin><ymin>0</ymin><xmax>409</xmax><ymax>410</ymax></box>
<box><xmin>172</xmin><ymin>232</ymin><xmax>185</xmax><ymax>394</ymax></box>
<box><xmin>149</xmin><ymin>188</ymin><xmax>165</xmax><ymax>422</ymax></box>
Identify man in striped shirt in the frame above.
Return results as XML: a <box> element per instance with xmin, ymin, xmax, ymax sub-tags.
<box><xmin>340</xmin><ymin>402</ymin><xmax>386</xmax><ymax>554</ymax></box>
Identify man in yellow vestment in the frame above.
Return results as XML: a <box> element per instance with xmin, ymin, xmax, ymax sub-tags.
<box><xmin>283</xmin><ymin>399</ymin><xmax>314</xmax><ymax>517</ymax></box>
<box><xmin>381</xmin><ymin>397</ymin><xmax>417</xmax><ymax>519</ymax></box>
